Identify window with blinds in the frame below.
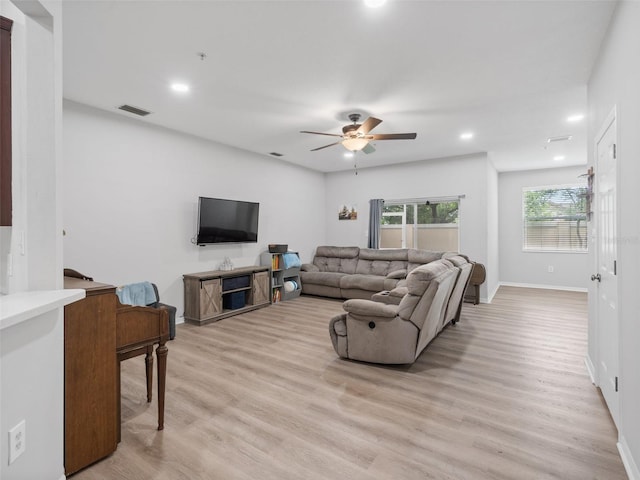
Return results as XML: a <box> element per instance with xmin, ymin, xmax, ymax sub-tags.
<box><xmin>522</xmin><ymin>184</ymin><xmax>588</xmax><ymax>253</ymax></box>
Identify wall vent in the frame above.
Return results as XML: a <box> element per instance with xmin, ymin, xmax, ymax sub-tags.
<box><xmin>547</xmin><ymin>135</ymin><xmax>573</xmax><ymax>143</ymax></box>
<box><xmin>269</xmin><ymin>152</ymin><xmax>284</xmax><ymax>157</ymax></box>
<box><xmin>118</xmin><ymin>104</ymin><xmax>152</xmax><ymax>116</ymax></box>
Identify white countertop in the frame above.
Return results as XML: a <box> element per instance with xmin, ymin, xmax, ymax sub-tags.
<box><xmin>0</xmin><ymin>289</ymin><xmax>85</xmax><ymax>331</ymax></box>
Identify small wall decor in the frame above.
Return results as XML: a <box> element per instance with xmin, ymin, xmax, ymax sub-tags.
<box><xmin>338</xmin><ymin>204</ymin><xmax>358</xmax><ymax>220</ymax></box>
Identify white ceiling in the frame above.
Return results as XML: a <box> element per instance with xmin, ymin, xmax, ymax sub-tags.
<box><xmin>62</xmin><ymin>0</ymin><xmax>616</xmax><ymax>173</ymax></box>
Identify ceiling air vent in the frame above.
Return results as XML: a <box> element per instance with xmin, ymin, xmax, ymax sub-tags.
<box><xmin>269</xmin><ymin>152</ymin><xmax>284</xmax><ymax>157</ymax></box>
<box><xmin>118</xmin><ymin>104</ymin><xmax>152</xmax><ymax>116</ymax></box>
<box><xmin>547</xmin><ymin>135</ymin><xmax>572</xmax><ymax>143</ymax></box>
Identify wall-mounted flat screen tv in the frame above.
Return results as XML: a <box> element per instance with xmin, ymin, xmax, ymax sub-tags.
<box><xmin>196</xmin><ymin>196</ymin><xmax>259</xmax><ymax>245</ymax></box>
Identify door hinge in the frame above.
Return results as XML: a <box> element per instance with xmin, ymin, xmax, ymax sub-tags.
<box><xmin>615</xmin><ymin>376</ymin><xmax>619</xmax><ymax>392</ymax></box>
<box><xmin>614</xmin><ymin>260</ymin><xmax>617</xmax><ymax>275</ymax></box>
<box><xmin>613</xmin><ymin>143</ymin><xmax>617</xmax><ymax>159</ymax></box>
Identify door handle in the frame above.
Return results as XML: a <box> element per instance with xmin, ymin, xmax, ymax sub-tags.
<box><xmin>591</xmin><ymin>273</ymin><xmax>601</xmax><ymax>282</ymax></box>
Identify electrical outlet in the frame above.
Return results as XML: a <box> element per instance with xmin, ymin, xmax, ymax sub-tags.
<box><xmin>8</xmin><ymin>420</ymin><xmax>26</xmax><ymax>465</ymax></box>
<box><xmin>547</xmin><ymin>265</ymin><xmax>554</xmax><ymax>273</ymax></box>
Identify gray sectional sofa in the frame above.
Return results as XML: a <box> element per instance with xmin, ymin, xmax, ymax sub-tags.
<box><xmin>305</xmin><ymin>246</ymin><xmax>474</xmax><ymax>365</ymax></box>
<box><xmin>330</xmin><ymin>260</ymin><xmax>459</xmax><ymax>364</ymax></box>
<box><xmin>300</xmin><ymin>246</ymin><xmax>470</xmax><ymax>300</ymax></box>
<box><xmin>300</xmin><ymin>246</ymin><xmax>445</xmax><ymax>300</ymax></box>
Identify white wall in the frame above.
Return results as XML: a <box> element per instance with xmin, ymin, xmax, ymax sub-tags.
<box><xmin>323</xmin><ymin>153</ymin><xmax>498</xmax><ymax>302</ymax></box>
<box><xmin>498</xmin><ymin>166</ymin><xmax>590</xmax><ymax>290</ymax></box>
<box><xmin>62</xmin><ymin>101</ymin><xmax>326</xmax><ymax>320</ymax></box>
<box><xmin>486</xmin><ymin>159</ymin><xmax>500</xmax><ymax>299</ymax></box>
<box><xmin>0</xmin><ymin>1</ymin><xmax>66</xmax><ymax>479</ymax></box>
<box><xmin>588</xmin><ymin>2</ymin><xmax>640</xmax><ymax>477</ymax></box>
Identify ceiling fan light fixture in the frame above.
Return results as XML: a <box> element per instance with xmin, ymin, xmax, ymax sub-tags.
<box><xmin>342</xmin><ymin>137</ymin><xmax>370</xmax><ymax>151</ymax></box>
<box><xmin>171</xmin><ymin>83</ymin><xmax>190</xmax><ymax>93</ymax></box>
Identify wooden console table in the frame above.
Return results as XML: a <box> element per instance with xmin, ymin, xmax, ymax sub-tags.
<box><xmin>183</xmin><ymin>266</ymin><xmax>270</xmax><ymax>325</ymax></box>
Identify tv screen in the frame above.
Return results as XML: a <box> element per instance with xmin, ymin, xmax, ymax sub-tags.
<box><xmin>196</xmin><ymin>197</ymin><xmax>259</xmax><ymax>245</ymax></box>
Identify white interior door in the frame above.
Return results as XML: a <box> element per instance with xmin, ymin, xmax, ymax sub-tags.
<box><xmin>594</xmin><ymin>110</ymin><xmax>619</xmax><ymax>426</ymax></box>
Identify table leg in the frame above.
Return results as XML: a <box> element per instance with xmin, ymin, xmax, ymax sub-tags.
<box><xmin>156</xmin><ymin>342</ymin><xmax>168</xmax><ymax>430</ymax></box>
<box><xmin>145</xmin><ymin>345</ymin><xmax>153</xmax><ymax>402</ymax></box>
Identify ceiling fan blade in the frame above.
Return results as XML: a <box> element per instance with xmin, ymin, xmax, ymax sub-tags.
<box><xmin>357</xmin><ymin>117</ymin><xmax>382</xmax><ymax>135</ymax></box>
<box><xmin>370</xmin><ymin>133</ymin><xmax>417</xmax><ymax>140</ymax></box>
<box><xmin>300</xmin><ymin>130</ymin><xmax>343</xmax><ymax>138</ymax></box>
<box><xmin>310</xmin><ymin>141</ymin><xmax>342</xmax><ymax>152</ymax></box>
<box><xmin>362</xmin><ymin>143</ymin><xmax>376</xmax><ymax>154</ymax></box>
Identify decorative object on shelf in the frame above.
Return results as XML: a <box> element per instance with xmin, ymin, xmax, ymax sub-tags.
<box><xmin>282</xmin><ymin>252</ymin><xmax>301</xmax><ymax>268</ymax></box>
<box><xmin>219</xmin><ymin>256</ymin><xmax>234</xmax><ymax>271</ymax></box>
<box><xmin>268</xmin><ymin>244</ymin><xmax>288</xmax><ymax>253</ymax></box>
<box><xmin>284</xmin><ymin>280</ymin><xmax>298</xmax><ymax>293</ymax></box>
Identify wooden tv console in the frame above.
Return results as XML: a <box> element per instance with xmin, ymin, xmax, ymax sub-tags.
<box><xmin>183</xmin><ymin>266</ymin><xmax>270</xmax><ymax>325</ymax></box>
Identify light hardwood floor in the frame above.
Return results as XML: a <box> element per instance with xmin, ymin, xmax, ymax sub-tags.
<box><xmin>73</xmin><ymin>287</ymin><xmax>627</xmax><ymax>479</ymax></box>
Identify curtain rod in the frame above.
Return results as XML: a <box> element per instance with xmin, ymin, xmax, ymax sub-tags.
<box><xmin>383</xmin><ymin>195</ymin><xmax>466</xmax><ymax>204</ymax></box>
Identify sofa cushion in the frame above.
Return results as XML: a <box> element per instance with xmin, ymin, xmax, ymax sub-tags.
<box><xmin>407</xmin><ymin>249</ymin><xmax>444</xmax><ymax>272</ymax></box>
<box><xmin>386</xmin><ymin>269</ymin><xmax>407</xmax><ymax>279</ymax></box>
<box><xmin>356</xmin><ymin>248</ymin><xmax>408</xmax><ymax>276</ymax></box>
<box><xmin>300</xmin><ymin>271</ymin><xmax>347</xmax><ymax>288</ymax></box>
<box><xmin>371</xmin><ymin>286</ymin><xmax>407</xmax><ymax>305</ymax></box>
<box><xmin>358</xmin><ymin>248</ymin><xmax>408</xmax><ymax>261</ymax></box>
<box><xmin>405</xmin><ymin>261</ymin><xmax>454</xmax><ymax>296</ymax></box>
<box><xmin>340</xmin><ymin>274</ymin><xmax>387</xmax><ymax>293</ymax></box>
<box><xmin>313</xmin><ymin>246</ymin><xmax>359</xmax><ymax>274</ymax></box>
<box><xmin>343</xmin><ymin>299</ymin><xmax>399</xmax><ymax>318</ymax></box>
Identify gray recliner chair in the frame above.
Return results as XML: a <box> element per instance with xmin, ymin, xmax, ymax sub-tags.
<box><xmin>329</xmin><ymin>260</ymin><xmax>457</xmax><ymax>364</ymax></box>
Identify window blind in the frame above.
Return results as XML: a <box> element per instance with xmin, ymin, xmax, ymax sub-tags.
<box><xmin>522</xmin><ymin>185</ymin><xmax>588</xmax><ymax>252</ymax></box>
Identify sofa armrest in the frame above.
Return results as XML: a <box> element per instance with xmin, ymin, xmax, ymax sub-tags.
<box><xmin>301</xmin><ymin>263</ymin><xmax>319</xmax><ymax>272</ymax></box>
<box><xmin>343</xmin><ymin>299</ymin><xmax>398</xmax><ymax>319</ymax></box>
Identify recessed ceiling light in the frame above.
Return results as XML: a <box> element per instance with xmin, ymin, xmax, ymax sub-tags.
<box><xmin>171</xmin><ymin>83</ymin><xmax>190</xmax><ymax>93</ymax></box>
<box><xmin>460</xmin><ymin>132</ymin><xmax>474</xmax><ymax>140</ymax></box>
<box><xmin>567</xmin><ymin>114</ymin><xmax>584</xmax><ymax>123</ymax></box>
<box><xmin>364</xmin><ymin>0</ymin><xmax>386</xmax><ymax>8</ymax></box>
<box><xmin>548</xmin><ymin>135</ymin><xmax>572</xmax><ymax>143</ymax></box>
<box><xmin>553</xmin><ymin>155</ymin><xmax>566</xmax><ymax>161</ymax></box>
<box><xmin>344</xmin><ymin>152</ymin><xmax>354</xmax><ymax>159</ymax></box>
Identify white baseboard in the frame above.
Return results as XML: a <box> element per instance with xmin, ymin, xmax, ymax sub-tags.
<box><xmin>584</xmin><ymin>355</ymin><xmax>597</xmax><ymax>384</ymax></box>
<box><xmin>499</xmin><ymin>281</ymin><xmax>587</xmax><ymax>293</ymax></box>
<box><xmin>618</xmin><ymin>435</ymin><xmax>640</xmax><ymax>480</ymax></box>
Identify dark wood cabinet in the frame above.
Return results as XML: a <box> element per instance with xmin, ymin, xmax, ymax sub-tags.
<box><xmin>1</xmin><ymin>16</ymin><xmax>13</xmax><ymax>226</ymax></box>
<box><xmin>64</xmin><ymin>278</ymin><xmax>118</xmax><ymax>475</ymax></box>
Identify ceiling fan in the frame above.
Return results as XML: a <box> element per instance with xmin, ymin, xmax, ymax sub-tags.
<box><xmin>300</xmin><ymin>113</ymin><xmax>417</xmax><ymax>154</ymax></box>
